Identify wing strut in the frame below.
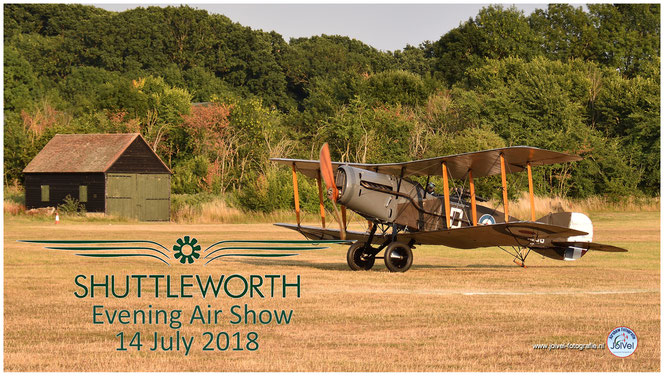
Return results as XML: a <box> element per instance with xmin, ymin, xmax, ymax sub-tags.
<box><xmin>527</xmin><ymin>162</ymin><xmax>535</xmax><ymax>221</ymax></box>
<box><xmin>341</xmin><ymin>205</ymin><xmax>347</xmax><ymax>232</ymax></box>
<box><xmin>441</xmin><ymin>162</ymin><xmax>451</xmax><ymax>229</ymax></box>
<box><xmin>292</xmin><ymin>163</ymin><xmax>301</xmax><ymax>225</ymax></box>
<box><xmin>469</xmin><ymin>169</ymin><xmax>478</xmax><ymax>226</ymax></box>
<box><xmin>500</xmin><ymin>153</ymin><xmax>509</xmax><ymax>222</ymax></box>
<box><xmin>316</xmin><ymin>169</ymin><xmax>326</xmax><ymax>228</ymax></box>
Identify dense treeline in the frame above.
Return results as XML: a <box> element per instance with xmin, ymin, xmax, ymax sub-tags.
<box><xmin>4</xmin><ymin>4</ymin><xmax>660</xmax><ymax>212</ymax></box>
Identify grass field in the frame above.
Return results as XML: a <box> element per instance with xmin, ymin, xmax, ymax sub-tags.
<box><xmin>3</xmin><ymin>211</ymin><xmax>660</xmax><ymax>371</ymax></box>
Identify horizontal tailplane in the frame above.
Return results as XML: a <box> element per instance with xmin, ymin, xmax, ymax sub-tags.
<box><xmin>532</xmin><ymin>212</ymin><xmax>626</xmax><ymax>260</ymax></box>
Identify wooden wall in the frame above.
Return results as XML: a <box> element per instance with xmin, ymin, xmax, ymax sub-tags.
<box><xmin>107</xmin><ymin>138</ymin><xmax>170</xmax><ymax>173</ymax></box>
<box><xmin>24</xmin><ymin>173</ymin><xmax>105</xmax><ymax>212</ymax></box>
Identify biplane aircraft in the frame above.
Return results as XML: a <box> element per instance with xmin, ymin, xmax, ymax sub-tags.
<box><xmin>271</xmin><ymin>145</ymin><xmax>627</xmax><ymax>272</ymax></box>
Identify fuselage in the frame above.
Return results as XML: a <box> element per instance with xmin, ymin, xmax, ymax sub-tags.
<box><xmin>335</xmin><ymin>164</ymin><xmax>510</xmax><ymax>231</ymax></box>
<box><xmin>334</xmin><ymin>164</ymin><xmax>594</xmax><ymax>261</ymax></box>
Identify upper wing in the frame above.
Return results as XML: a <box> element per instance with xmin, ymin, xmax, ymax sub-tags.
<box><xmin>271</xmin><ymin>146</ymin><xmax>581</xmax><ymax>180</ymax></box>
<box><xmin>274</xmin><ymin>222</ymin><xmax>588</xmax><ymax>249</ymax></box>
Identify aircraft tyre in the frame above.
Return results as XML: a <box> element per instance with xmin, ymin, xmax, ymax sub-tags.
<box><xmin>384</xmin><ymin>242</ymin><xmax>413</xmax><ymax>272</ymax></box>
<box><xmin>346</xmin><ymin>242</ymin><xmax>375</xmax><ymax>270</ymax></box>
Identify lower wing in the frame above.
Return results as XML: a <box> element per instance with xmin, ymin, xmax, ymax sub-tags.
<box><xmin>274</xmin><ymin>222</ymin><xmax>589</xmax><ymax>249</ymax></box>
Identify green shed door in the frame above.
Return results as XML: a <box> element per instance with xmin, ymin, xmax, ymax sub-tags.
<box><xmin>106</xmin><ymin>174</ymin><xmax>137</xmax><ymax>219</ymax></box>
<box><xmin>137</xmin><ymin>174</ymin><xmax>170</xmax><ymax>221</ymax></box>
<box><xmin>106</xmin><ymin>173</ymin><xmax>170</xmax><ymax>221</ymax></box>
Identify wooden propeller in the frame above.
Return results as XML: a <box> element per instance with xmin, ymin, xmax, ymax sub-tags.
<box><xmin>319</xmin><ymin>143</ymin><xmax>338</xmax><ymax>201</ymax></box>
<box><xmin>319</xmin><ymin>143</ymin><xmax>346</xmax><ymax>240</ymax></box>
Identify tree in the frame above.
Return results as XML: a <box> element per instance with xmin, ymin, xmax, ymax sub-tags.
<box><xmin>432</xmin><ymin>5</ymin><xmax>538</xmax><ymax>85</ymax></box>
<box><xmin>180</xmin><ymin>103</ymin><xmax>233</xmax><ymax>192</ymax></box>
<box><xmin>393</xmin><ymin>44</ymin><xmax>433</xmax><ymax>77</ymax></box>
<box><xmin>4</xmin><ymin>45</ymin><xmax>39</xmax><ymax>111</ymax></box>
<box><xmin>317</xmin><ymin>98</ymin><xmax>415</xmax><ymax>164</ymax></box>
<box><xmin>3</xmin><ymin>3</ymin><xmax>659</xmax><ymax>201</ymax></box>
<box><xmin>456</xmin><ymin>57</ymin><xmax>641</xmax><ymax>197</ymax></box>
<box><xmin>587</xmin><ymin>4</ymin><xmax>660</xmax><ymax>77</ymax></box>
<box><xmin>529</xmin><ymin>4</ymin><xmax>597</xmax><ymax>62</ymax></box>
<box><xmin>363</xmin><ymin>70</ymin><xmax>429</xmax><ymax>107</ymax></box>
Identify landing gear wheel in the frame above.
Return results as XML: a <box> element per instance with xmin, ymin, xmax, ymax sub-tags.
<box><xmin>347</xmin><ymin>242</ymin><xmax>375</xmax><ymax>271</ymax></box>
<box><xmin>384</xmin><ymin>242</ymin><xmax>413</xmax><ymax>273</ymax></box>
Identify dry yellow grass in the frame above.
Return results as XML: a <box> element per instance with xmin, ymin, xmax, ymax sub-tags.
<box><xmin>171</xmin><ymin>199</ymin><xmax>299</xmax><ymax>224</ymax></box>
<box><xmin>3</xmin><ymin>201</ymin><xmax>25</xmax><ymax>215</ymax></box>
<box><xmin>170</xmin><ymin>197</ymin><xmax>346</xmax><ymax>224</ymax></box>
<box><xmin>3</xmin><ymin>211</ymin><xmax>660</xmax><ymax>371</ymax></box>
<box><xmin>171</xmin><ymin>198</ymin><xmax>242</xmax><ymax>223</ymax></box>
<box><xmin>166</xmin><ymin>193</ymin><xmax>660</xmax><ymax>224</ymax></box>
<box><xmin>490</xmin><ymin>193</ymin><xmax>659</xmax><ymax>220</ymax></box>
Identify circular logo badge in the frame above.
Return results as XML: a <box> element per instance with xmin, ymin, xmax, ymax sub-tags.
<box><xmin>607</xmin><ymin>327</ymin><xmax>637</xmax><ymax>357</ymax></box>
<box><xmin>478</xmin><ymin>214</ymin><xmax>496</xmax><ymax>225</ymax></box>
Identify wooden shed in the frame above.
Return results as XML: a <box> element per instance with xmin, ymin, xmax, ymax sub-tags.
<box><xmin>23</xmin><ymin>133</ymin><xmax>172</xmax><ymax>221</ymax></box>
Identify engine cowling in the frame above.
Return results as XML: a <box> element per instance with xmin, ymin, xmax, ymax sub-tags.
<box><xmin>336</xmin><ymin>165</ymin><xmax>399</xmax><ymax>222</ymax></box>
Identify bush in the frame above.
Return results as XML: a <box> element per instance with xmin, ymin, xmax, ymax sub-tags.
<box><xmin>171</xmin><ymin>156</ymin><xmax>209</xmax><ymax>194</ymax></box>
<box><xmin>232</xmin><ymin>167</ymin><xmax>325</xmax><ymax>214</ymax></box>
<box><xmin>58</xmin><ymin>195</ymin><xmax>86</xmax><ymax>215</ymax></box>
<box><xmin>4</xmin><ymin>182</ymin><xmax>24</xmax><ymax>205</ymax></box>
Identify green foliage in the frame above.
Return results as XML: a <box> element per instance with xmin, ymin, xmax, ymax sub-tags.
<box><xmin>4</xmin><ymin>183</ymin><xmax>24</xmax><ymax>205</ymax></box>
<box><xmin>233</xmin><ymin>168</ymin><xmax>294</xmax><ymax>213</ymax></box>
<box><xmin>529</xmin><ymin>4</ymin><xmax>597</xmax><ymax>62</ymax></box>
<box><xmin>171</xmin><ymin>156</ymin><xmax>209</xmax><ymax>194</ymax></box>
<box><xmin>432</xmin><ymin>5</ymin><xmax>538</xmax><ymax>85</ymax></box>
<box><xmin>318</xmin><ymin>98</ymin><xmax>415</xmax><ymax>163</ymax></box>
<box><xmin>587</xmin><ymin>4</ymin><xmax>660</xmax><ymax>77</ymax></box>
<box><xmin>3</xmin><ymin>3</ymin><xmax>660</xmax><ymax>208</ymax></box>
<box><xmin>232</xmin><ymin>168</ymin><xmax>323</xmax><ymax>213</ymax></box>
<box><xmin>432</xmin><ymin>4</ymin><xmax>660</xmax><ymax>85</ymax></box>
<box><xmin>4</xmin><ymin>3</ymin><xmax>109</xmax><ymax>38</ymax></box>
<box><xmin>454</xmin><ymin>57</ymin><xmax>646</xmax><ymax>197</ymax></box>
<box><xmin>4</xmin><ymin>45</ymin><xmax>40</xmax><ymax>111</ymax></box>
<box><xmin>591</xmin><ymin>70</ymin><xmax>660</xmax><ymax>194</ymax></box>
<box><xmin>393</xmin><ymin>44</ymin><xmax>433</xmax><ymax>77</ymax></box>
<box><xmin>363</xmin><ymin>70</ymin><xmax>429</xmax><ymax>107</ymax></box>
<box><xmin>58</xmin><ymin>195</ymin><xmax>86</xmax><ymax>215</ymax></box>
<box><xmin>170</xmin><ymin>192</ymin><xmax>217</xmax><ymax>216</ymax></box>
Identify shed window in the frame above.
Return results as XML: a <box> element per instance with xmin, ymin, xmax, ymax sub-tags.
<box><xmin>41</xmin><ymin>185</ymin><xmax>49</xmax><ymax>202</ymax></box>
<box><xmin>79</xmin><ymin>185</ymin><xmax>88</xmax><ymax>203</ymax></box>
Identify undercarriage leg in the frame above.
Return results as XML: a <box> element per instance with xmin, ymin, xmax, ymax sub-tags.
<box><xmin>498</xmin><ymin>245</ymin><xmax>532</xmax><ymax>268</ymax></box>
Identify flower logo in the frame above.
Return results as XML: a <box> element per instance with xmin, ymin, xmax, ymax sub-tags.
<box><xmin>172</xmin><ymin>236</ymin><xmax>201</xmax><ymax>264</ymax></box>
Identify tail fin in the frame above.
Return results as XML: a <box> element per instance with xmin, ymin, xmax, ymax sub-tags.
<box><xmin>534</xmin><ymin>212</ymin><xmax>593</xmax><ymax>260</ymax></box>
<box><xmin>536</xmin><ymin>212</ymin><xmax>593</xmax><ymax>243</ymax></box>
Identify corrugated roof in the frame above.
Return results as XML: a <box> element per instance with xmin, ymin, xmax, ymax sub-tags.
<box><xmin>24</xmin><ymin>133</ymin><xmax>145</xmax><ymax>173</ymax></box>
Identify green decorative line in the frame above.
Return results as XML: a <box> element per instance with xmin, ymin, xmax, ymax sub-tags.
<box><xmin>22</xmin><ymin>238</ymin><xmax>350</xmax><ymax>266</ymax></box>
<box><xmin>75</xmin><ymin>253</ymin><xmax>170</xmax><ymax>265</ymax></box>
<box><xmin>19</xmin><ymin>240</ymin><xmax>170</xmax><ymax>253</ymax></box>
<box><xmin>205</xmin><ymin>246</ymin><xmax>328</xmax><ymax>259</ymax></box>
<box><xmin>202</xmin><ymin>239</ymin><xmax>351</xmax><ymax>253</ymax></box>
<box><xmin>205</xmin><ymin>253</ymin><xmax>298</xmax><ymax>265</ymax></box>
<box><xmin>44</xmin><ymin>246</ymin><xmax>170</xmax><ymax>259</ymax></box>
